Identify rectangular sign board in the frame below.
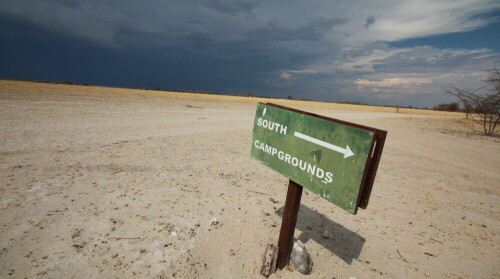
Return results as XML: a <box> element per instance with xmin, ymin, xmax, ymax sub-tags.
<box><xmin>251</xmin><ymin>103</ymin><xmax>387</xmax><ymax>214</ymax></box>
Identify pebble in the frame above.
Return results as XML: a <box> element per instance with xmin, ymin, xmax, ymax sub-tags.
<box><xmin>210</xmin><ymin>218</ymin><xmax>219</xmax><ymax>226</ymax></box>
<box><xmin>322</xmin><ymin>230</ymin><xmax>334</xmax><ymax>239</ymax></box>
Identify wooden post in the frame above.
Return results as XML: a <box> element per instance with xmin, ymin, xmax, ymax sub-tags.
<box><xmin>277</xmin><ymin>180</ymin><xmax>303</xmax><ymax>269</ymax></box>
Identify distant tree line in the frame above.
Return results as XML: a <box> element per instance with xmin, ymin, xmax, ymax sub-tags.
<box><xmin>1</xmin><ymin>78</ymin><xmax>91</xmax><ymax>86</ymax></box>
<box><xmin>171</xmin><ymin>88</ymin><xmax>215</xmax><ymax>95</ymax></box>
<box><xmin>432</xmin><ymin>102</ymin><xmax>460</xmax><ymax>112</ymax></box>
<box><xmin>337</xmin><ymin>100</ymin><xmax>371</xmax><ymax>106</ymax></box>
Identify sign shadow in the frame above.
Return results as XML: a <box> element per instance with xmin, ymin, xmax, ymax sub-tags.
<box><xmin>275</xmin><ymin>204</ymin><xmax>365</xmax><ymax>264</ymax></box>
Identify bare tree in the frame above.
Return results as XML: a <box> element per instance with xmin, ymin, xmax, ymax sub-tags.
<box><xmin>445</xmin><ymin>69</ymin><xmax>500</xmax><ymax>136</ymax></box>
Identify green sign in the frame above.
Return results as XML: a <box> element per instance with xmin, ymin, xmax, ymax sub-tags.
<box><xmin>251</xmin><ymin>103</ymin><xmax>386</xmax><ymax>214</ymax></box>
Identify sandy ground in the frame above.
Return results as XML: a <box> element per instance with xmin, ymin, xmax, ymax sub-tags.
<box><xmin>0</xmin><ymin>80</ymin><xmax>499</xmax><ymax>279</ymax></box>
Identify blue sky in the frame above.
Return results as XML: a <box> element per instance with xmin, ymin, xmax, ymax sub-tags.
<box><xmin>1</xmin><ymin>0</ymin><xmax>499</xmax><ymax>108</ymax></box>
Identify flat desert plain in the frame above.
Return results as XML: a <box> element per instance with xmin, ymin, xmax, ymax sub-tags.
<box><xmin>0</xmin><ymin>80</ymin><xmax>499</xmax><ymax>279</ymax></box>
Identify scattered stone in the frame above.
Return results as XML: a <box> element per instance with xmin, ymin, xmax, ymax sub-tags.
<box><xmin>71</xmin><ymin>229</ymin><xmax>81</xmax><ymax>239</ymax></box>
<box><xmin>289</xmin><ymin>239</ymin><xmax>312</xmax><ymax>275</ymax></box>
<box><xmin>0</xmin><ymin>247</ymin><xmax>7</xmax><ymax>256</ymax></box>
<box><xmin>269</xmin><ymin>198</ymin><xmax>280</xmax><ymax>204</ymax></box>
<box><xmin>171</xmin><ymin>231</ymin><xmax>178</xmax><ymax>237</ymax></box>
<box><xmin>72</xmin><ymin>242</ymin><xmax>86</xmax><ymax>251</ymax></box>
<box><xmin>424</xmin><ymin>252</ymin><xmax>436</xmax><ymax>257</ymax></box>
<box><xmin>322</xmin><ymin>230</ymin><xmax>334</xmax><ymax>239</ymax></box>
<box><xmin>260</xmin><ymin>244</ymin><xmax>278</xmax><ymax>278</ymax></box>
<box><xmin>210</xmin><ymin>218</ymin><xmax>219</xmax><ymax>226</ymax></box>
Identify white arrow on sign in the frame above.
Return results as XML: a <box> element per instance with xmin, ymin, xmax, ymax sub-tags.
<box><xmin>294</xmin><ymin>131</ymin><xmax>355</xmax><ymax>158</ymax></box>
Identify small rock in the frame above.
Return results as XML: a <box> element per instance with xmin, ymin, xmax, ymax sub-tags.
<box><xmin>210</xmin><ymin>218</ymin><xmax>219</xmax><ymax>226</ymax></box>
<box><xmin>71</xmin><ymin>229</ymin><xmax>81</xmax><ymax>239</ymax></box>
<box><xmin>322</xmin><ymin>230</ymin><xmax>334</xmax><ymax>239</ymax></box>
<box><xmin>171</xmin><ymin>231</ymin><xmax>178</xmax><ymax>237</ymax></box>
<box><xmin>289</xmin><ymin>239</ymin><xmax>312</xmax><ymax>275</ymax></box>
<box><xmin>260</xmin><ymin>244</ymin><xmax>278</xmax><ymax>278</ymax></box>
<box><xmin>269</xmin><ymin>198</ymin><xmax>280</xmax><ymax>204</ymax></box>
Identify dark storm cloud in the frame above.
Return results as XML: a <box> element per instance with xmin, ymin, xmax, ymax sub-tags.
<box><xmin>248</xmin><ymin>17</ymin><xmax>347</xmax><ymax>42</ymax></box>
<box><xmin>202</xmin><ymin>0</ymin><xmax>260</xmax><ymax>15</ymax></box>
<box><xmin>363</xmin><ymin>16</ymin><xmax>375</xmax><ymax>30</ymax></box>
<box><xmin>0</xmin><ymin>0</ymin><xmax>349</xmax><ymax>95</ymax></box>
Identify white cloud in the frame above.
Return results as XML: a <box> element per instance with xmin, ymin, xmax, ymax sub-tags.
<box><xmin>355</xmin><ymin>77</ymin><xmax>433</xmax><ymax>87</ymax></box>
<box><xmin>280</xmin><ymin>72</ymin><xmax>292</xmax><ymax>79</ymax></box>
<box><xmin>290</xmin><ymin>45</ymin><xmax>498</xmax><ymax>76</ymax></box>
<box><xmin>285</xmin><ymin>45</ymin><xmax>499</xmax><ymax>99</ymax></box>
<box><xmin>289</xmin><ymin>47</ymin><xmax>407</xmax><ymax>74</ymax></box>
<box><xmin>338</xmin><ymin>0</ymin><xmax>500</xmax><ymax>44</ymax></box>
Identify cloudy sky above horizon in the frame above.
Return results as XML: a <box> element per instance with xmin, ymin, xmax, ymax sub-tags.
<box><xmin>1</xmin><ymin>0</ymin><xmax>499</xmax><ymax>107</ymax></box>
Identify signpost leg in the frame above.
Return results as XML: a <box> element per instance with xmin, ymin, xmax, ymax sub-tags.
<box><xmin>277</xmin><ymin>180</ymin><xmax>303</xmax><ymax>269</ymax></box>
